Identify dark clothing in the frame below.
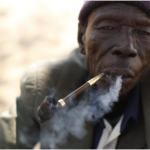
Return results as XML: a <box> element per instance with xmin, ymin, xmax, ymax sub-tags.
<box><xmin>0</xmin><ymin>48</ymin><xmax>149</xmax><ymax>148</ymax></box>
<box><xmin>92</xmin><ymin>83</ymin><xmax>140</xmax><ymax>148</ymax></box>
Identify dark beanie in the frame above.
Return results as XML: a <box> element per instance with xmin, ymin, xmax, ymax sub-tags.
<box><xmin>78</xmin><ymin>1</ymin><xmax>150</xmax><ymax>24</ymax></box>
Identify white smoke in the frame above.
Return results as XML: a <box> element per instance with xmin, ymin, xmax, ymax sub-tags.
<box><xmin>48</xmin><ymin>76</ymin><xmax>122</xmax><ymax>148</ymax></box>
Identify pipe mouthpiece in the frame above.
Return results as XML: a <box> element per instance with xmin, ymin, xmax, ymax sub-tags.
<box><xmin>87</xmin><ymin>73</ymin><xmax>105</xmax><ymax>86</ymax></box>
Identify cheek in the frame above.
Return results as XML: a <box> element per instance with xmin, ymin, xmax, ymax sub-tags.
<box><xmin>120</xmin><ymin>65</ymin><xmax>149</xmax><ymax>95</ymax></box>
<box><xmin>84</xmin><ymin>31</ymin><xmax>100</xmax><ymax>76</ymax></box>
<box><xmin>85</xmin><ymin>40</ymin><xmax>103</xmax><ymax>77</ymax></box>
<box><xmin>85</xmin><ymin>30</ymin><xmax>115</xmax><ymax>53</ymax></box>
<box><xmin>136</xmin><ymin>38</ymin><xmax>150</xmax><ymax>65</ymax></box>
<box><xmin>84</xmin><ymin>30</ymin><xmax>116</xmax><ymax>76</ymax></box>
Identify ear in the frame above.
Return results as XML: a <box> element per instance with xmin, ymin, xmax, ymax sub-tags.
<box><xmin>77</xmin><ymin>22</ymin><xmax>86</xmax><ymax>55</ymax></box>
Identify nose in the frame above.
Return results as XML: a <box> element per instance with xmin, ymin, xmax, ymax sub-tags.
<box><xmin>111</xmin><ymin>31</ymin><xmax>137</xmax><ymax>58</ymax></box>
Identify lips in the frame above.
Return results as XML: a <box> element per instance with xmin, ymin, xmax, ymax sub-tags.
<box><xmin>101</xmin><ymin>69</ymin><xmax>135</xmax><ymax>84</ymax></box>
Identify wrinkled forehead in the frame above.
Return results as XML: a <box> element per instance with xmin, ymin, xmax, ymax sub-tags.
<box><xmin>87</xmin><ymin>3</ymin><xmax>150</xmax><ymax>27</ymax></box>
<box><xmin>79</xmin><ymin>1</ymin><xmax>150</xmax><ymax>25</ymax></box>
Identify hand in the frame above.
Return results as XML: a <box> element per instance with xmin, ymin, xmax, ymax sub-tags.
<box><xmin>37</xmin><ymin>96</ymin><xmax>61</xmax><ymax>123</ymax></box>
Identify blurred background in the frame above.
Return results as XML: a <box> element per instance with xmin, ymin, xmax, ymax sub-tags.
<box><xmin>0</xmin><ymin>0</ymin><xmax>84</xmax><ymax>114</ymax></box>
<box><xmin>0</xmin><ymin>0</ymin><xmax>83</xmax><ymax>113</ymax></box>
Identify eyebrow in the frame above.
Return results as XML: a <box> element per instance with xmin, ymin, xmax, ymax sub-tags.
<box><xmin>91</xmin><ymin>13</ymin><xmax>150</xmax><ymax>27</ymax></box>
<box><xmin>91</xmin><ymin>14</ymin><xmax>123</xmax><ymax>25</ymax></box>
<box><xmin>135</xmin><ymin>18</ymin><xmax>150</xmax><ymax>27</ymax></box>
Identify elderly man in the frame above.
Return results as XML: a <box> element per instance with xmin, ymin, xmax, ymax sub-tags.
<box><xmin>1</xmin><ymin>1</ymin><xmax>150</xmax><ymax>149</ymax></box>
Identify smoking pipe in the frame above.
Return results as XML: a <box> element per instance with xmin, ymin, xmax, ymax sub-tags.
<box><xmin>37</xmin><ymin>73</ymin><xmax>104</xmax><ymax>123</ymax></box>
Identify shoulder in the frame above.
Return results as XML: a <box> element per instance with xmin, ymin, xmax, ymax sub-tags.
<box><xmin>20</xmin><ymin>48</ymin><xmax>88</xmax><ymax>117</ymax></box>
<box><xmin>21</xmin><ymin>48</ymin><xmax>87</xmax><ymax>89</ymax></box>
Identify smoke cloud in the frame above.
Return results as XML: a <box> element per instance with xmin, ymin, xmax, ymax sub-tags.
<box><xmin>48</xmin><ymin>76</ymin><xmax>122</xmax><ymax>148</ymax></box>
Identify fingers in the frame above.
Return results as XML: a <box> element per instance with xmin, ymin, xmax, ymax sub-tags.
<box><xmin>37</xmin><ymin>96</ymin><xmax>62</xmax><ymax>123</ymax></box>
<box><xmin>37</xmin><ymin>106</ymin><xmax>51</xmax><ymax>123</ymax></box>
<box><xmin>37</xmin><ymin>97</ymin><xmax>58</xmax><ymax>123</ymax></box>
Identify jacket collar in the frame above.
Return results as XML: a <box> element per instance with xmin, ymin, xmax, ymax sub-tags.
<box><xmin>141</xmin><ymin>68</ymin><xmax>150</xmax><ymax>148</ymax></box>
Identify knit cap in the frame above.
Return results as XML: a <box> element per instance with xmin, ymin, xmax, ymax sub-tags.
<box><xmin>78</xmin><ymin>1</ymin><xmax>150</xmax><ymax>24</ymax></box>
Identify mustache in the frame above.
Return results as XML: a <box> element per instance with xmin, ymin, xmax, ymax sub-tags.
<box><xmin>97</xmin><ymin>63</ymin><xmax>136</xmax><ymax>75</ymax></box>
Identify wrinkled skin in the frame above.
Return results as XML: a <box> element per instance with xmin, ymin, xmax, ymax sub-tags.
<box><xmin>78</xmin><ymin>3</ymin><xmax>150</xmax><ymax>118</ymax></box>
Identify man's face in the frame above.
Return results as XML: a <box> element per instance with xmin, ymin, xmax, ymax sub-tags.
<box><xmin>79</xmin><ymin>3</ymin><xmax>150</xmax><ymax>95</ymax></box>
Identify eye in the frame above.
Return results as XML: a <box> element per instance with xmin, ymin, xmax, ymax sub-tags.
<box><xmin>100</xmin><ymin>26</ymin><xmax>115</xmax><ymax>30</ymax></box>
<box><xmin>136</xmin><ymin>30</ymin><xmax>150</xmax><ymax>35</ymax></box>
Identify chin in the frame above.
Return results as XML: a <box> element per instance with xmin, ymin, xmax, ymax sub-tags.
<box><xmin>120</xmin><ymin>82</ymin><xmax>135</xmax><ymax>95</ymax></box>
<box><xmin>96</xmin><ymin>80</ymin><xmax>112</xmax><ymax>93</ymax></box>
<box><xmin>119</xmin><ymin>89</ymin><xmax>129</xmax><ymax>96</ymax></box>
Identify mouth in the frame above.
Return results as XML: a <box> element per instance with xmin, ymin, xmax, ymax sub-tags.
<box><xmin>101</xmin><ymin>69</ymin><xmax>134</xmax><ymax>84</ymax></box>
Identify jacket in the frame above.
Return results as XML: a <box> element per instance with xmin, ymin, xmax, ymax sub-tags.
<box><xmin>0</xmin><ymin>48</ymin><xmax>150</xmax><ymax>149</ymax></box>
